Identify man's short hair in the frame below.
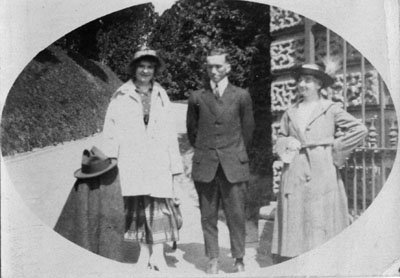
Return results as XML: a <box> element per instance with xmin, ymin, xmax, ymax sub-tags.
<box><xmin>207</xmin><ymin>47</ymin><xmax>231</xmax><ymax>63</ymax></box>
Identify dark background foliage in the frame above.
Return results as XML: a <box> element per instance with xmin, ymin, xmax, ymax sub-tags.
<box><xmin>55</xmin><ymin>4</ymin><xmax>158</xmax><ymax>81</ymax></box>
<box><xmin>1</xmin><ymin>46</ymin><xmax>122</xmax><ymax>155</ymax></box>
<box><xmin>149</xmin><ymin>0</ymin><xmax>269</xmax><ymax>99</ymax></box>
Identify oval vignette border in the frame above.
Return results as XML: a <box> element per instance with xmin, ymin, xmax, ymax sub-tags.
<box><xmin>1</xmin><ymin>0</ymin><xmax>399</xmax><ymax>277</ymax></box>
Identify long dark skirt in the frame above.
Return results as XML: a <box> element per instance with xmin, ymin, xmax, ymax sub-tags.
<box><xmin>124</xmin><ymin>196</ymin><xmax>179</xmax><ymax>244</ymax></box>
<box><xmin>54</xmin><ymin>167</ymin><xmax>125</xmax><ymax>261</ymax></box>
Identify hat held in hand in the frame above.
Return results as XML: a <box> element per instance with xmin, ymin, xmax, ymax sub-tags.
<box><xmin>74</xmin><ymin>146</ymin><xmax>117</xmax><ymax>179</ymax></box>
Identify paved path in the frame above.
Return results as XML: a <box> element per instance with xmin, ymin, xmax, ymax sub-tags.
<box><xmin>2</xmin><ymin>103</ymin><xmax>269</xmax><ymax>277</ymax></box>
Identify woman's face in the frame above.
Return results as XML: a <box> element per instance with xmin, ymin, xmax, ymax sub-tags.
<box><xmin>297</xmin><ymin>74</ymin><xmax>322</xmax><ymax>98</ymax></box>
<box><xmin>135</xmin><ymin>60</ymin><xmax>156</xmax><ymax>84</ymax></box>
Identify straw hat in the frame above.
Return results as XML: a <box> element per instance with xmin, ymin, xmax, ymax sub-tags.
<box><xmin>130</xmin><ymin>46</ymin><xmax>165</xmax><ymax>73</ymax></box>
<box><xmin>292</xmin><ymin>63</ymin><xmax>335</xmax><ymax>88</ymax></box>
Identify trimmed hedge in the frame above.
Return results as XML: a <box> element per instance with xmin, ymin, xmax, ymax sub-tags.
<box><xmin>1</xmin><ymin>45</ymin><xmax>122</xmax><ymax>156</ymax></box>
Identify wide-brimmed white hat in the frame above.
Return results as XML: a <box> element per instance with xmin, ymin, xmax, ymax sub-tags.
<box><xmin>292</xmin><ymin>63</ymin><xmax>334</xmax><ymax>88</ymax></box>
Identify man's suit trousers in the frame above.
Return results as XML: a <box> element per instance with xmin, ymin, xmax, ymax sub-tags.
<box><xmin>194</xmin><ymin>165</ymin><xmax>247</xmax><ymax>259</ymax></box>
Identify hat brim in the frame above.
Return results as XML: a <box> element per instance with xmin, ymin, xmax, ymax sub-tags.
<box><xmin>74</xmin><ymin>158</ymin><xmax>118</xmax><ymax>179</ymax></box>
<box><xmin>132</xmin><ymin>55</ymin><xmax>165</xmax><ymax>73</ymax></box>
<box><xmin>292</xmin><ymin>67</ymin><xmax>334</xmax><ymax>88</ymax></box>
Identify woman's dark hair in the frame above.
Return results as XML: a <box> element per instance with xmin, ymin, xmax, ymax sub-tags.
<box><xmin>295</xmin><ymin>74</ymin><xmax>323</xmax><ymax>89</ymax></box>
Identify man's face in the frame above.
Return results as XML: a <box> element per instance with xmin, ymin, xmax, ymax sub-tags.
<box><xmin>206</xmin><ymin>54</ymin><xmax>231</xmax><ymax>83</ymax></box>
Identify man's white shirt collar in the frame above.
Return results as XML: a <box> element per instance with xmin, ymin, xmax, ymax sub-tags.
<box><xmin>210</xmin><ymin>77</ymin><xmax>228</xmax><ymax>97</ymax></box>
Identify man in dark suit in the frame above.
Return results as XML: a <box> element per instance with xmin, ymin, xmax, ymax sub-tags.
<box><xmin>186</xmin><ymin>47</ymin><xmax>255</xmax><ymax>274</ymax></box>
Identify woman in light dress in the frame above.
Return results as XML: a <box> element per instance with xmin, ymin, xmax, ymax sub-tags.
<box><xmin>102</xmin><ymin>48</ymin><xmax>183</xmax><ymax>271</ymax></box>
<box><xmin>272</xmin><ymin>63</ymin><xmax>367</xmax><ymax>261</ymax></box>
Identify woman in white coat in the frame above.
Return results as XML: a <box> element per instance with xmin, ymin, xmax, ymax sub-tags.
<box><xmin>101</xmin><ymin>48</ymin><xmax>183</xmax><ymax>271</ymax></box>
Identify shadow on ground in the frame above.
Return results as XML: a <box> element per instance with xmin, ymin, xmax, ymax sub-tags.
<box><xmin>176</xmin><ymin>242</ymin><xmax>238</xmax><ymax>273</ymax></box>
<box><xmin>121</xmin><ymin>241</ymin><xmax>140</xmax><ymax>263</ymax></box>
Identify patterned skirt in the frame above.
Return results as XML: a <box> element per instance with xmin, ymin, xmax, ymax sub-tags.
<box><xmin>124</xmin><ymin>196</ymin><xmax>179</xmax><ymax>244</ymax></box>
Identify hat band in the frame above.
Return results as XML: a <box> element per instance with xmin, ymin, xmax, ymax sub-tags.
<box><xmin>81</xmin><ymin>158</ymin><xmax>111</xmax><ymax>174</ymax></box>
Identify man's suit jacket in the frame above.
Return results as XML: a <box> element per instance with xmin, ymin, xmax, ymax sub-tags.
<box><xmin>186</xmin><ymin>82</ymin><xmax>255</xmax><ymax>183</ymax></box>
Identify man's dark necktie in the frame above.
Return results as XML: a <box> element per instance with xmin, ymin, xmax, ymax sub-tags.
<box><xmin>214</xmin><ymin>84</ymin><xmax>220</xmax><ymax>99</ymax></box>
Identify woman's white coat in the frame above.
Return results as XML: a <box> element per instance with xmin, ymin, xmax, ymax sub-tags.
<box><xmin>101</xmin><ymin>80</ymin><xmax>183</xmax><ymax>197</ymax></box>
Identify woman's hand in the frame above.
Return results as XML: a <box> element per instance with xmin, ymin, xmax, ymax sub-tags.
<box><xmin>276</xmin><ymin>136</ymin><xmax>301</xmax><ymax>163</ymax></box>
<box><xmin>172</xmin><ymin>174</ymin><xmax>183</xmax><ymax>201</ymax></box>
<box><xmin>287</xmin><ymin>138</ymin><xmax>301</xmax><ymax>151</ymax></box>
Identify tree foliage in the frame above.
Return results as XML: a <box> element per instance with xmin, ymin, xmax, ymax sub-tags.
<box><xmin>96</xmin><ymin>4</ymin><xmax>158</xmax><ymax>80</ymax></box>
<box><xmin>55</xmin><ymin>3</ymin><xmax>158</xmax><ymax>81</ymax></box>
<box><xmin>149</xmin><ymin>0</ymin><xmax>270</xmax><ymax>100</ymax></box>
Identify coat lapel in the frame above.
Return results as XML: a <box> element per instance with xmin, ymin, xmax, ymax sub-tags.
<box><xmin>306</xmin><ymin>99</ymin><xmax>334</xmax><ymax>128</ymax></box>
<box><xmin>201</xmin><ymin>85</ymin><xmax>218</xmax><ymax>117</ymax></box>
<box><xmin>215</xmin><ymin>83</ymin><xmax>237</xmax><ymax>120</ymax></box>
<box><xmin>286</xmin><ymin>99</ymin><xmax>335</xmax><ymax>143</ymax></box>
<box><xmin>286</xmin><ymin>103</ymin><xmax>305</xmax><ymax>142</ymax></box>
<box><xmin>114</xmin><ymin>79</ymin><xmax>141</xmax><ymax>103</ymax></box>
<box><xmin>146</xmin><ymin>83</ymin><xmax>166</xmax><ymax>137</ymax></box>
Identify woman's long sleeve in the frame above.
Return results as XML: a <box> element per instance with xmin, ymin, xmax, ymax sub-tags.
<box><xmin>101</xmin><ymin>100</ymin><xmax>120</xmax><ymax>158</ymax></box>
<box><xmin>167</xmin><ymin>103</ymin><xmax>184</xmax><ymax>175</ymax></box>
<box><xmin>332</xmin><ymin>105</ymin><xmax>368</xmax><ymax>168</ymax></box>
<box><xmin>275</xmin><ymin>112</ymin><xmax>290</xmax><ymax>158</ymax></box>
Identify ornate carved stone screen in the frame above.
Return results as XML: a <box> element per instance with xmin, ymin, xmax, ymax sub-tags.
<box><xmin>270</xmin><ymin>6</ymin><xmax>398</xmax><ymax>218</ymax></box>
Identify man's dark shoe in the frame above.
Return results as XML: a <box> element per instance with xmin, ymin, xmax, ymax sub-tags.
<box><xmin>206</xmin><ymin>258</ymin><xmax>219</xmax><ymax>274</ymax></box>
<box><xmin>234</xmin><ymin>258</ymin><xmax>245</xmax><ymax>273</ymax></box>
